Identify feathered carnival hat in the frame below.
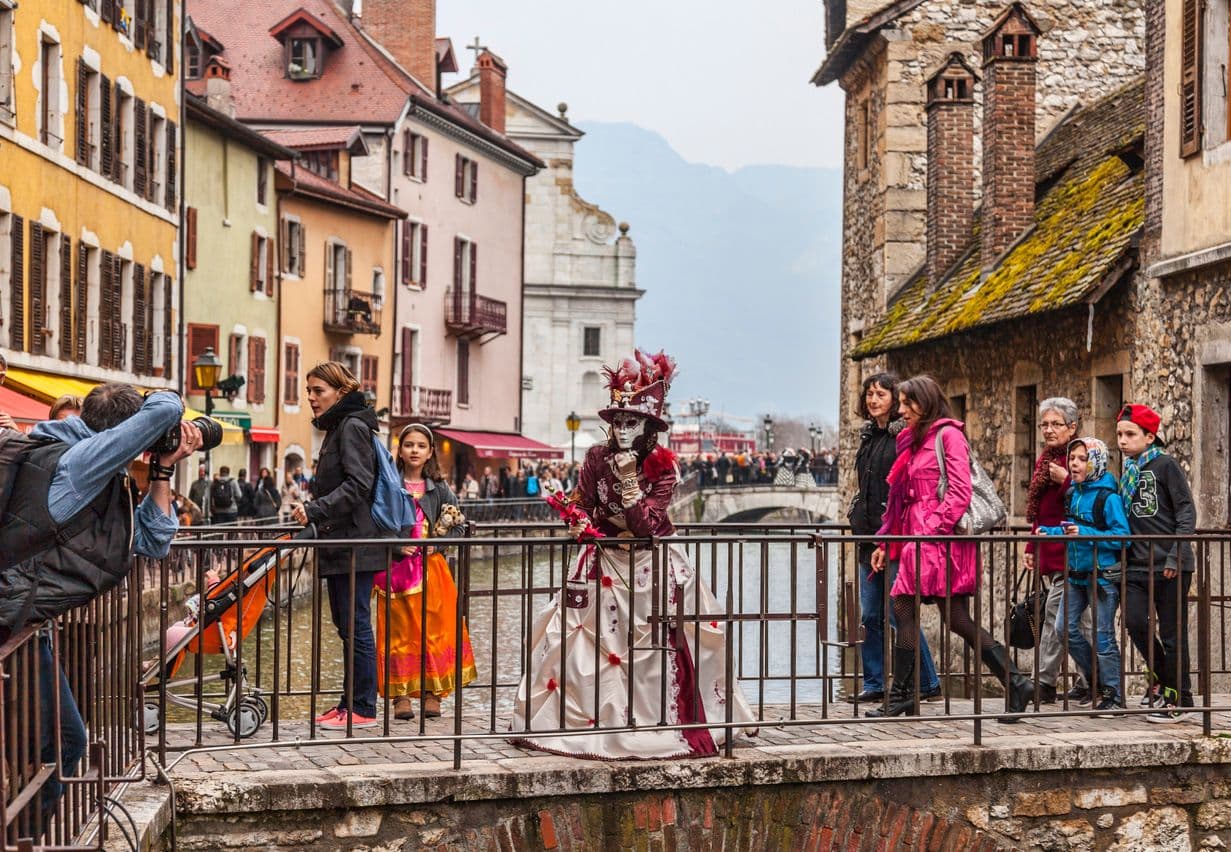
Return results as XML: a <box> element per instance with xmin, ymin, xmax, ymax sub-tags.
<box><xmin>599</xmin><ymin>350</ymin><xmax>676</xmax><ymax>432</ymax></box>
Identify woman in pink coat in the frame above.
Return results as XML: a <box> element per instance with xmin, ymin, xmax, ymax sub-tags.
<box><xmin>870</xmin><ymin>375</ymin><xmax>1034</xmax><ymax>720</ymax></box>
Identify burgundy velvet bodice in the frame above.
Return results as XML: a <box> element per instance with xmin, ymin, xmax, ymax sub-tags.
<box><xmin>575</xmin><ymin>445</ymin><xmax>677</xmax><ymax>538</ymax></box>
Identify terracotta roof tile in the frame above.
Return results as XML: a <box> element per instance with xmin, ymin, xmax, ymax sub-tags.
<box><xmin>275</xmin><ymin>162</ymin><xmax>406</xmax><ymax>219</ymax></box>
<box><xmin>262</xmin><ymin>125</ymin><xmax>366</xmax><ymax>152</ymax></box>
<box><xmin>853</xmin><ymin>79</ymin><xmax>1146</xmax><ymax>359</ymax></box>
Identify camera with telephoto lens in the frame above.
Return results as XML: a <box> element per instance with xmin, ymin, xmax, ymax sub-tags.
<box><xmin>148</xmin><ymin>416</ymin><xmax>224</xmax><ymax>456</ymax></box>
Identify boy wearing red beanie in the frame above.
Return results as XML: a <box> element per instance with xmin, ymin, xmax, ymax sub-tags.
<box><xmin>1115</xmin><ymin>404</ymin><xmax>1195</xmax><ymax>722</ymax></box>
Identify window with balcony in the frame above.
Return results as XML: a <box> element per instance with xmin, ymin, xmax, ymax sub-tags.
<box><xmin>0</xmin><ymin>2</ymin><xmax>14</xmax><ymax>124</ymax></box>
<box><xmin>324</xmin><ymin>241</ymin><xmax>381</xmax><ymax>335</ymax></box>
<box><xmin>446</xmin><ymin>236</ymin><xmax>506</xmax><ymax>340</ymax></box>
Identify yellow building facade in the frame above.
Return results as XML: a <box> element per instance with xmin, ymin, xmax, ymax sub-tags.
<box><xmin>1</xmin><ymin>0</ymin><xmax>180</xmax><ymax>399</ymax></box>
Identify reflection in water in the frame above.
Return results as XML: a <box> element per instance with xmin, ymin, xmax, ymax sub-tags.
<box><xmin>168</xmin><ymin>539</ymin><xmax>840</xmax><ymax>725</ymax></box>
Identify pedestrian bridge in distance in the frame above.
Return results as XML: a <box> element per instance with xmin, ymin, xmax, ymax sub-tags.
<box><xmin>671</xmin><ymin>483</ymin><xmax>841</xmax><ymax>524</ymax></box>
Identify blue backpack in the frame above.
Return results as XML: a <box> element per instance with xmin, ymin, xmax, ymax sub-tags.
<box><xmin>526</xmin><ymin>475</ymin><xmax>540</xmax><ymax>496</ymax></box>
<box><xmin>370</xmin><ymin>434</ymin><xmax>415</xmax><ymax>532</ymax></box>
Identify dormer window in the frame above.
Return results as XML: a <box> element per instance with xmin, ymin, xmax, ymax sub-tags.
<box><xmin>269</xmin><ymin>8</ymin><xmax>343</xmax><ymax>82</ymax></box>
<box><xmin>289</xmin><ymin>38</ymin><xmax>319</xmax><ymax>79</ymax></box>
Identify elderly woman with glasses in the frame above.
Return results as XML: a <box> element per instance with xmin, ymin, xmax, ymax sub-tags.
<box><xmin>1025</xmin><ymin>396</ymin><xmax>1089</xmax><ymax>704</ymax></box>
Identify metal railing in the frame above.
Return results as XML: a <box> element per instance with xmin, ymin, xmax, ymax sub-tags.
<box><xmin>457</xmin><ymin>498</ymin><xmax>558</xmax><ymax>523</ymax></box>
<box><xmin>444</xmin><ymin>288</ymin><xmax>507</xmax><ymax>338</ymax></box>
<box><xmin>324</xmin><ymin>288</ymin><xmax>382</xmax><ymax>335</ymax></box>
<box><xmin>396</xmin><ymin>385</ymin><xmax>452</xmax><ymax>423</ymax></box>
<box><xmin>6</xmin><ymin>522</ymin><xmax>1230</xmax><ymax>849</ymax></box>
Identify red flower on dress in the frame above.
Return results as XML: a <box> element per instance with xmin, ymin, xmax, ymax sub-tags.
<box><xmin>601</xmin><ymin>576</ymin><xmax>614</xmax><ymax>588</ymax></box>
<box><xmin>608</xmin><ymin>653</ymin><xmax>621</xmax><ymax>666</ymax></box>
<box><xmin>710</xmin><ymin>621</ymin><xmax>719</xmax><ymax>629</ymax></box>
<box><xmin>546</xmin><ymin>678</ymin><xmax>557</xmax><ymax>692</ymax></box>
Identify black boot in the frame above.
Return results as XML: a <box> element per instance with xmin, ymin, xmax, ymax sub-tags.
<box><xmin>982</xmin><ymin>642</ymin><xmax>1035</xmax><ymax>723</ymax></box>
<box><xmin>866</xmin><ymin>647</ymin><xmax>918</xmax><ymax>718</ymax></box>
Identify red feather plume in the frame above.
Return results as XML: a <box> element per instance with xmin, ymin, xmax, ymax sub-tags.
<box><xmin>642</xmin><ymin>446</ymin><xmax>678</xmax><ymax>481</ymax></box>
<box><xmin>603</xmin><ymin>358</ymin><xmax>640</xmax><ymax>392</ymax></box>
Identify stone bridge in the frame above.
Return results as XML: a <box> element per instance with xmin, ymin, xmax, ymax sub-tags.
<box><xmin>670</xmin><ymin>484</ymin><xmax>842</xmax><ymax>524</ymax></box>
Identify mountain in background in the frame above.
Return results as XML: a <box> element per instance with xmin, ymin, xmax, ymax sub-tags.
<box><xmin>572</xmin><ymin>121</ymin><xmax>843</xmax><ymax>426</ymax></box>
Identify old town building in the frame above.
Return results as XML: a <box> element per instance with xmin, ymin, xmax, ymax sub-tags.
<box><xmin>1137</xmin><ymin>0</ymin><xmax>1231</xmax><ymax>526</ymax></box>
<box><xmin>183</xmin><ymin>69</ymin><xmax>296</xmax><ymax>479</ymax></box>
<box><xmin>446</xmin><ymin>78</ymin><xmax>640</xmax><ymax>454</ymax></box>
<box><xmin>188</xmin><ymin>0</ymin><xmax>551</xmax><ymax>484</ymax></box>
<box><xmin>1</xmin><ymin>0</ymin><xmax>182</xmax><ymax>426</ymax></box>
<box><xmin>814</xmin><ymin>0</ymin><xmax>1147</xmax><ymax>516</ymax></box>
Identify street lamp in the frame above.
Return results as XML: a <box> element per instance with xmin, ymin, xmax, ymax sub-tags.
<box><xmin>763</xmin><ymin>414</ymin><xmax>774</xmax><ymax>452</ymax></box>
<box><xmin>684</xmin><ymin>397</ymin><xmax>709</xmax><ymax>457</ymax></box>
<box><xmin>192</xmin><ymin>347</ymin><xmax>223</xmax><ymax>520</ymax></box>
<box><xmin>565</xmin><ymin>410</ymin><xmax>581</xmax><ymax>466</ymax></box>
<box><xmin>808</xmin><ymin>423</ymin><xmax>819</xmax><ymax>454</ymax></box>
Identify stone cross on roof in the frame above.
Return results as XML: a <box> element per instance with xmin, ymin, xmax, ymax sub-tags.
<box><xmin>466</xmin><ymin>36</ymin><xmax>487</xmax><ymax>65</ymax></box>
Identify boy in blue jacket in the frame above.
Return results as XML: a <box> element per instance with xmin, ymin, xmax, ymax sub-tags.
<box><xmin>1039</xmin><ymin>437</ymin><xmax>1130</xmax><ymax>714</ymax></box>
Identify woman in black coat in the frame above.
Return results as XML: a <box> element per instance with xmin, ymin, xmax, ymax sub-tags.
<box><xmin>290</xmin><ymin>362</ymin><xmax>388</xmax><ymax>729</ymax></box>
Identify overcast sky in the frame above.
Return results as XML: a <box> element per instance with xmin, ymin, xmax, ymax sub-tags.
<box><xmin>436</xmin><ymin>0</ymin><xmax>846</xmax><ymax>171</ymax></box>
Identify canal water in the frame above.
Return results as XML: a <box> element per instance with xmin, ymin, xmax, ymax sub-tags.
<box><xmin>166</xmin><ymin>539</ymin><xmax>841</xmax><ymax>723</ymax></box>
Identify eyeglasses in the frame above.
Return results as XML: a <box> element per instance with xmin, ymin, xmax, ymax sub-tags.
<box><xmin>1039</xmin><ymin>421</ymin><xmax>1072</xmax><ymax>432</ymax></box>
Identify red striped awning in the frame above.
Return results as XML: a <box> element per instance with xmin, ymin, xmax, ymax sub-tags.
<box><xmin>248</xmin><ymin>426</ymin><xmax>281</xmax><ymax>443</ymax></box>
<box><xmin>0</xmin><ymin>385</ymin><xmax>50</xmax><ymax>432</ymax></box>
<box><xmin>435</xmin><ymin>429</ymin><xmax>564</xmax><ymax>460</ymax></box>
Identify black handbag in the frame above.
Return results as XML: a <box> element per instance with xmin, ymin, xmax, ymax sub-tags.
<box><xmin>1008</xmin><ymin>588</ymin><xmax>1048</xmax><ymax>649</ymax></box>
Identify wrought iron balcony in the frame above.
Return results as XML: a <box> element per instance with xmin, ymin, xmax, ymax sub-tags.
<box><xmin>398</xmin><ymin>384</ymin><xmax>452</xmax><ymax>424</ymax></box>
<box><xmin>444</xmin><ymin>288</ymin><xmax>506</xmax><ymax>341</ymax></box>
<box><xmin>325</xmin><ymin>288</ymin><xmax>383</xmax><ymax>335</ymax></box>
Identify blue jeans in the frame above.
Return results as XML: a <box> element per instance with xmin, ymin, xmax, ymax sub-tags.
<box><xmin>326</xmin><ymin>572</ymin><xmax>378</xmax><ymax>718</ymax></box>
<box><xmin>1058</xmin><ymin>580</ymin><xmax>1122</xmax><ymax>703</ymax></box>
<box><xmin>38</xmin><ymin>634</ymin><xmax>87</xmax><ymax>818</ymax></box>
<box><xmin>859</xmin><ymin>561</ymin><xmax>940</xmax><ymax>693</ymax></box>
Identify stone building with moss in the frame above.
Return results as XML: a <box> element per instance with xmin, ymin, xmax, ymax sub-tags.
<box><xmin>813</xmin><ymin>1</ymin><xmax>1148</xmax><ymax>518</ymax></box>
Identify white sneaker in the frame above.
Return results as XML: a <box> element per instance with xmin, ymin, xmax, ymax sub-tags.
<box><xmin>1146</xmin><ymin>703</ymin><xmax>1190</xmax><ymax>724</ymax></box>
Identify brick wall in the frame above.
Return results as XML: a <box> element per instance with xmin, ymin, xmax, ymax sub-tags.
<box><xmin>981</xmin><ymin>56</ymin><xmax>1036</xmax><ymax>270</ymax></box>
<box><xmin>926</xmin><ymin>97</ymin><xmax>975</xmax><ymax>285</ymax></box>
<box><xmin>360</xmin><ymin>0</ymin><xmax>436</xmax><ymax>90</ymax></box>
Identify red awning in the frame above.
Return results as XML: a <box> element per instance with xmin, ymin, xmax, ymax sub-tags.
<box><xmin>248</xmin><ymin>427</ymin><xmax>281</xmax><ymax>443</ymax></box>
<box><xmin>0</xmin><ymin>385</ymin><xmax>50</xmax><ymax>432</ymax></box>
<box><xmin>435</xmin><ymin>429</ymin><xmax>564</xmax><ymax>460</ymax></box>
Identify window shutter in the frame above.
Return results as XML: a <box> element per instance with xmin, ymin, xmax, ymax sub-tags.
<box><xmin>453</xmin><ymin>236</ymin><xmax>462</xmax><ymax>292</ymax></box>
<box><xmin>133</xmin><ymin>0</ymin><xmax>146</xmax><ymax>50</ymax></box>
<box><xmin>401</xmin><ymin>222</ymin><xmax>412</xmax><ymax>286</ymax></box>
<box><xmin>101</xmin><ymin>0</ymin><xmax>113</xmax><ymax>26</ymax></box>
<box><xmin>402</xmin><ymin>128</ymin><xmax>412</xmax><ymax>175</ymax></box>
<box><xmin>114</xmin><ymin>257</ymin><xmax>126</xmax><ymax>370</ymax></box>
<box><xmin>280</xmin><ymin>218</ymin><xmax>289</xmax><ymax>272</ymax></box>
<box><xmin>325</xmin><ymin>241</ymin><xmax>334</xmax><ymax>291</ymax></box>
<box><xmin>98</xmin><ymin>250</ymin><xmax>112</xmax><ymax>365</ymax></box>
<box><xmin>469</xmin><ymin>241</ymin><xmax>477</xmax><ymax>294</ymax></box>
<box><xmin>133</xmin><ymin>98</ymin><xmax>147</xmax><ymax>196</ymax></box>
<box><xmin>250</xmin><ymin>230</ymin><xmax>259</xmax><ymax>292</ymax></box>
<box><xmin>400</xmin><ymin>328</ymin><xmax>414</xmax><ymax>413</ymax></box>
<box><xmin>470</xmin><ymin>161</ymin><xmax>478</xmax><ymax>203</ymax></box>
<box><xmin>60</xmin><ymin>235</ymin><xmax>72</xmax><ymax>358</ymax></box>
<box><xmin>456</xmin><ymin>340</ymin><xmax>469</xmax><ymax>406</ymax></box>
<box><xmin>9</xmin><ymin>215</ymin><xmax>23</xmax><ymax>350</ymax></box>
<box><xmin>1180</xmin><ymin>0</ymin><xmax>1203</xmax><ymax>158</ymax></box>
<box><xmin>228</xmin><ymin>332</ymin><xmax>241</xmax><ymax>378</ymax></box>
<box><xmin>454</xmin><ymin>153</ymin><xmax>463</xmax><ymax>198</ymax></box>
<box><xmin>99</xmin><ymin>75</ymin><xmax>112</xmax><ymax>177</ymax></box>
<box><xmin>165</xmin><ymin>0</ymin><xmax>174</xmax><ymax>73</ymax></box>
<box><xmin>187</xmin><ymin>324</ymin><xmax>218</xmax><ymax>391</ymax></box>
<box><xmin>265</xmin><ymin>237</ymin><xmax>274</xmax><ymax>296</ymax></box>
<box><xmin>419</xmin><ymin>225</ymin><xmax>428</xmax><ymax>289</ymax></box>
<box><xmin>247</xmin><ymin>336</ymin><xmax>259</xmax><ymax>403</ymax></box>
<box><xmin>295</xmin><ymin>223</ymin><xmax>305</xmax><ymax>274</ymax></box>
<box><xmin>111</xmin><ymin>81</ymin><xmax>122</xmax><ymax>183</ymax></box>
<box><xmin>420</xmin><ymin>136</ymin><xmax>428</xmax><ymax>181</ymax></box>
<box><xmin>185</xmin><ymin>206</ymin><xmax>197</xmax><ymax>269</ymax></box>
<box><xmin>284</xmin><ymin>342</ymin><xmax>299</xmax><ymax>405</ymax></box>
<box><xmin>29</xmin><ymin>223</ymin><xmax>45</xmax><ymax>356</ymax></box>
<box><xmin>75</xmin><ymin>240</ymin><xmax>88</xmax><ymax>362</ymax></box>
<box><xmin>361</xmin><ymin>354</ymin><xmax>378</xmax><ymax>395</ymax></box>
<box><xmin>132</xmin><ymin>262</ymin><xmax>147</xmax><ymax>374</ymax></box>
<box><xmin>345</xmin><ymin>247</ymin><xmax>353</xmax><ymax>292</ymax></box>
<box><xmin>76</xmin><ymin>59</ymin><xmax>89</xmax><ymax>166</ymax></box>
<box><xmin>166</xmin><ymin>121</ymin><xmax>177</xmax><ymax>209</ymax></box>
<box><xmin>162</xmin><ymin>275</ymin><xmax>172</xmax><ymax>375</ymax></box>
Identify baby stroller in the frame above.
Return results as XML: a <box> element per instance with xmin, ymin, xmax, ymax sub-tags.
<box><xmin>141</xmin><ymin>526</ymin><xmax>312</xmax><ymax>739</ymax></box>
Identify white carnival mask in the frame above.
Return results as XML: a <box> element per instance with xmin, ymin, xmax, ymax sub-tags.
<box><xmin>611</xmin><ymin>413</ymin><xmax>648</xmax><ymax>450</ymax></box>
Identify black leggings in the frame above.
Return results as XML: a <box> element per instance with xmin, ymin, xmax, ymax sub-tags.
<box><xmin>892</xmin><ymin>594</ymin><xmax>998</xmax><ymax>654</ymax></box>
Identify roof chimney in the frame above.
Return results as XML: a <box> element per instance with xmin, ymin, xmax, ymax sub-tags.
<box><xmin>980</xmin><ymin>2</ymin><xmax>1040</xmax><ymax>272</ymax></box>
<box><xmin>925</xmin><ymin>53</ymin><xmax>978</xmax><ymax>286</ymax></box>
<box><xmin>477</xmin><ymin>49</ymin><xmax>507</xmax><ymax>134</ymax></box>
<box><xmin>204</xmin><ymin>56</ymin><xmax>235</xmax><ymax>118</ymax></box>
<box><xmin>360</xmin><ymin>0</ymin><xmax>437</xmax><ymax>91</ymax></box>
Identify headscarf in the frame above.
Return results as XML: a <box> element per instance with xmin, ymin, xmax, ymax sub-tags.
<box><xmin>1026</xmin><ymin>443</ymin><xmax>1068</xmax><ymax>524</ymax></box>
<box><xmin>1068</xmin><ymin>436</ymin><xmax>1109</xmax><ymax>483</ymax></box>
<box><xmin>1121</xmin><ymin>445</ymin><xmax>1164</xmax><ymax>503</ymax></box>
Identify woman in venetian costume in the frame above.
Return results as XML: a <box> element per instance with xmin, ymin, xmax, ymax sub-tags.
<box><xmin>513</xmin><ymin>351</ymin><xmax>756</xmax><ymax>759</ymax></box>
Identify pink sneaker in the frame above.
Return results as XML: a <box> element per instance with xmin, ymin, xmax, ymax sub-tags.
<box><xmin>314</xmin><ymin>707</ymin><xmax>344</xmax><ymax>724</ymax></box>
<box><xmin>319</xmin><ymin>710</ymin><xmax>377</xmax><ymax>731</ymax></box>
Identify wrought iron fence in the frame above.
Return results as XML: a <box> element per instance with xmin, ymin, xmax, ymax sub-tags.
<box><xmin>7</xmin><ymin>522</ymin><xmax>1231</xmax><ymax>850</ymax></box>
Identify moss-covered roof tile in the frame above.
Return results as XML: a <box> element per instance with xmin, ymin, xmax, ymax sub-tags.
<box><xmin>853</xmin><ymin>79</ymin><xmax>1145</xmax><ymax>360</ymax></box>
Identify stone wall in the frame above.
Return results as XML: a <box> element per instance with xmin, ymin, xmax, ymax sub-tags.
<box><xmin>164</xmin><ymin>763</ymin><xmax>1231</xmax><ymax>850</ymax></box>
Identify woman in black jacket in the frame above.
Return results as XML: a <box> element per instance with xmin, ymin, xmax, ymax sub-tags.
<box><xmin>848</xmin><ymin>372</ymin><xmax>941</xmax><ymax>706</ymax></box>
<box><xmin>290</xmin><ymin>362</ymin><xmax>387</xmax><ymax>730</ymax></box>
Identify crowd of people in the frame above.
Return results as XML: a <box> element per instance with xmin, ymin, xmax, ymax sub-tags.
<box><xmin>849</xmin><ymin>372</ymin><xmax>1196</xmax><ymax>724</ymax></box>
<box><xmin>681</xmin><ymin>448</ymin><xmax>838</xmax><ymax>488</ymax></box>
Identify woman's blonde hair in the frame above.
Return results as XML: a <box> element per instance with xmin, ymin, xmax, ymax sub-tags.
<box><xmin>305</xmin><ymin>361</ymin><xmax>361</xmax><ymax>394</ymax></box>
<box><xmin>49</xmin><ymin>394</ymin><xmax>84</xmax><ymax>420</ymax></box>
